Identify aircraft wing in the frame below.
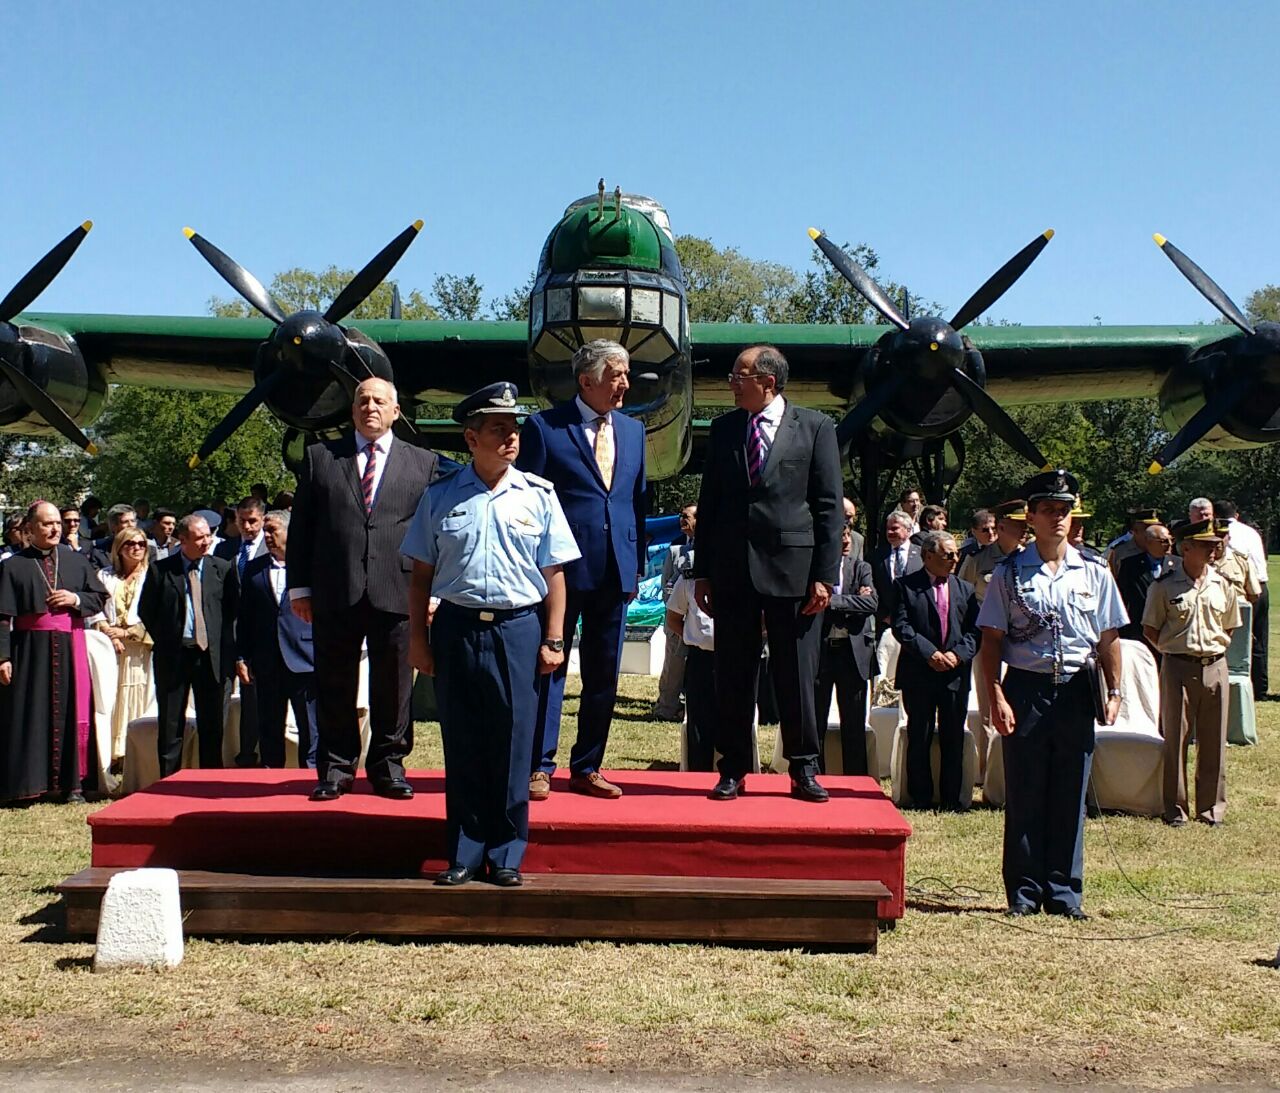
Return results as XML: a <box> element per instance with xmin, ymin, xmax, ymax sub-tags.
<box><xmin>687</xmin><ymin>322</ymin><xmax>1238</xmax><ymax>409</ymax></box>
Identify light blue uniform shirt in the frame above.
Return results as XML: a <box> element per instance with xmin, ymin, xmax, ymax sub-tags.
<box><xmin>976</xmin><ymin>542</ymin><xmax>1128</xmax><ymax>677</ymax></box>
<box><xmin>400</xmin><ymin>464</ymin><xmax>581</xmax><ymax>609</ymax></box>
<box><xmin>181</xmin><ymin>555</ymin><xmax>203</xmax><ymax>642</ymax></box>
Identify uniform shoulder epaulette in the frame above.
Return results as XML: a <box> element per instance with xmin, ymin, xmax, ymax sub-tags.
<box><xmin>522</xmin><ymin>471</ymin><xmax>555</xmax><ymax>491</ymax></box>
<box><xmin>1082</xmin><ymin>549</ymin><xmax>1106</xmax><ymax>566</ymax></box>
<box><xmin>1155</xmin><ymin>568</ymin><xmax>1178</xmax><ymax>582</ymax></box>
<box><xmin>993</xmin><ymin>544</ymin><xmax>1025</xmax><ymax>572</ymax></box>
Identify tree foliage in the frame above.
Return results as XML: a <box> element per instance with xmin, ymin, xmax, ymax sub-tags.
<box><xmin>0</xmin><ymin>435</ymin><xmax>91</xmax><ymax>512</ymax></box>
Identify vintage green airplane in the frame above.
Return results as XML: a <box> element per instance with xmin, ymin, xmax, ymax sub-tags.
<box><xmin>4</xmin><ymin>181</ymin><xmax>1277</xmax><ymax>529</ymax></box>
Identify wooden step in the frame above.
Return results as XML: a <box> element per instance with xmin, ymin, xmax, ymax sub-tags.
<box><xmin>59</xmin><ymin>869</ymin><xmax>889</xmax><ymax>951</ymax></box>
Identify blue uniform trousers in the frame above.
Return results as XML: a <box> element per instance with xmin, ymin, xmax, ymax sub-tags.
<box><xmin>434</xmin><ymin>602</ymin><xmax>540</xmax><ymax>873</ymax></box>
<box><xmin>1000</xmin><ymin>667</ymin><xmax>1094</xmax><ymax>913</ymax></box>
<box><xmin>531</xmin><ymin>556</ymin><xmax>626</xmax><ymax>776</ymax></box>
<box><xmin>255</xmin><ymin>665</ymin><xmax>317</xmax><ymax>769</ymax></box>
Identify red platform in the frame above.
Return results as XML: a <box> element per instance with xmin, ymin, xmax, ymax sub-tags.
<box><xmin>88</xmin><ymin>769</ymin><xmax>911</xmax><ymax>919</ymax></box>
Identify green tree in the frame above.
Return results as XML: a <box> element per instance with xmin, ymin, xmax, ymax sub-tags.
<box><xmin>0</xmin><ymin>435</ymin><xmax>91</xmax><ymax>514</ymax></box>
<box><xmin>1245</xmin><ymin>285</ymin><xmax>1280</xmax><ymax>324</ymax></box>
<box><xmin>674</xmin><ymin>235</ymin><xmax>800</xmax><ymax>323</ymax></box>
<box><xmin>783</xmin><ymin>244</ymin><xmax>938</xmax><ymax>325</ymax></box>
<box><xmin>89</xmin><ymin>388</ymin><xmax>289</xmax><ymax>513</ymax></box>
<box><xmin>490</xmin><ymin>272</ymin><xmax>535</xmax><ymax>322</ymax></box>
<box><xmin>211</xmin><ymin>266</ymin><xmax>438</xmax><ymax>321</ymax></box>
<box><xmin>431</xmin><ymin>274</ymin><xmax>484</xmax><ymax>320</ymax></box>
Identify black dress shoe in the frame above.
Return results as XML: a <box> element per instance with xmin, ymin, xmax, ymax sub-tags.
<box><xmin>709</xmin><ymin>775</ymin><xmax>746</xmax><ymax>801</ymax></box>
<box><xmin>1006</xmin><ymin>904</ymin><xmax>1038</xmax><ymax>917</ymax></box>
<box><xmin>309</xmin><ymin>782</ymin><xmax>344</xmax><ymax>802</ymax></box>
<box><xmin>376</xmin><ymin>778</ymin><xmax>414</xmax><ymax>800</ymax></box>
<box><xmin>490</xmin><ymin>868</ymin><xmax>523</xmax><ymax>887</ymax></box>
<box><xmin>1046</xmin><ymin>905</ymin><xmax>1089</xmax><ymax>921</ymax></box>
<box><xmin>790</xmin><ymin>773</ymin><xmax>830</xmax><ymax>803</ymax></box>
<box><xmin>435</xmin><ymin>865</ymin><xmax>476</xmax><ymax>886</ymax></box>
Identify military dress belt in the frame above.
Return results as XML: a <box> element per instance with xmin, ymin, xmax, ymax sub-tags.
<box><xmin>1167</xmin><ymin>652</ymin><xmax>1225</xmax><ymax>667</ymax></box>
<box><xmin>439</xmin><ymin>601</ymin><xmax>537</xmax><ymax>623</ymax></box>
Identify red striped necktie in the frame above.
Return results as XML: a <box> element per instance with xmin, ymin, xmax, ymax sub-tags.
<box><xmin>361</xmin><ymin>443</ymin><xmax>378</xmax><ymax>514</ymax></box>
<box><xmin>745</xmin><ymin>412</ymin><xmax>766</xmax><ymax>486</ymax></box>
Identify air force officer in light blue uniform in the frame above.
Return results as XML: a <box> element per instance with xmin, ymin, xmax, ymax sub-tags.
<box><xmin>402</xmin><ymin>382</ymin><xmax>581</xmax><ymax>888</ymax></box>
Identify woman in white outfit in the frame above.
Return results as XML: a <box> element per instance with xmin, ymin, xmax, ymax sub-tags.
<box><xmin>89</xmin><ymin>527</ymin><xmax>154</xmax><ymax>774</ymax></box>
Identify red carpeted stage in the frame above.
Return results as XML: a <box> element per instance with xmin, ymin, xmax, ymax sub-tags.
<box><xmin>87</xmin><ymin>769</ymin><xmax>911</xmax><ymax>920</ymax></box>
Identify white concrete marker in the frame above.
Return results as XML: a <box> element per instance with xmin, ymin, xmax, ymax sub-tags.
<box><xmin>93</xmin><ymin>868</ymin><xmax>183</xmax><ymax>971</ymax></box>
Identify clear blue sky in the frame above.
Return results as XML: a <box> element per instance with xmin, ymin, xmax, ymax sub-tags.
<box><xmin>6</xmin><ymin>0</ymin><xmax>1278</xmax><ymax>326</ymax></box>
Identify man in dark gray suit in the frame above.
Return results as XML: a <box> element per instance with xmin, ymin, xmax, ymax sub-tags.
<box><xmin>693</xmin><ymin>345</ymin><xmax>843</xmax><ymax>803</ymax></box>
<box><xmin>871</xmin><ymin>509</ymin><xmax>923</xmax><ymax>629</ymax></box>
<box><xmin>215</xmin><ymin>496</ymin><xmax>269</xmax><ymax>767</ymax></box>
<box><xmin>816</xmin><ymin>520</ymin><xmax>878</xmax><ymax>775</ymax></box>
<box><xmin>288</xmin><ymin>377</ymin><xmax>441</xmax><ymax>801</ymax></box>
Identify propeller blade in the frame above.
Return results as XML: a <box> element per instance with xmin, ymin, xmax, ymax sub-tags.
<box><xmin>950</xmin><ymin>229</ymin><xmax>1054</xmax><ymax>330</ymax></box>
<box><xmin>188</xmin><ymin>368</ymin><xmax>287</xmax><ymax>468</ymax></box>
<box><xmin>834</xmin><ymin>372</ymin><xmax>909</xmax><ymax>447</ymax></box>
<box><xmin>0</xmin><ymin>221</ymin><xmax>93</xmax><ymax>323</ymax></box>
<box><xmin>949</xmin><ymin>368</ymin><xmax>1048</xmax><ymax>468</ymax></box>
<box><xmin>390</xmin><ymin>284</ymin><xmax>403</xmax><ymax>320</ymax></box>
<box><xmin>807</xmin><ymin>229</ymin><xmax>909</xmax><ymax>331</ymax></box>
<box><xmin>1153</xmin><ymin>234</ymin><xmax>1255</xmax><ymax>336</ymax></box>
<box><xmin>325</xmin><ymin>220</ymin><xmax>424</xmax><ymax>324</ymax></box>
<box><xmin>0</xmin><ymin>349</ymin><xmax>97</xmax><ymax>454</ymax></box>
<box><xmin>183</xmin><ymin>227</ymin><xmax>286</xmax><ymax>325</ymax></box>
<box><xmin>1147</xmin><ymin>373</ymin><xmax>1254</xmax><ymax>474</ymax></box>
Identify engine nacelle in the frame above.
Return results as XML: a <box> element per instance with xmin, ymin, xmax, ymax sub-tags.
<box><xmin>0</xmin><ymin>327</ymin><xmax>106</xmax><ymax>438</ymax></box>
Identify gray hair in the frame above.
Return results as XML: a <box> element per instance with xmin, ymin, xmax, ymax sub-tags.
<box><xmin>264</xmin><ymin>509</ymin><xmax>290</xmax><ymax>529</ymax></box>
<box><xmin>106</xmin><ymin>503</ymin><xmax>136</xmax><ymax>531</ymax></box>
<box><xmin>1188</xmin><ymin>496</ymin><xmax>1212</xmax><ymax>513</ymax></box>
<box><xmin>920</xmin><ymin>530</ymin><xmax>957</xmax><ymax>556</ymax></box>
<box><xmin>572</xmin><ymin>339</ymin><xmax>628</xmax><ymax>383</ymax></box>
<box><xmin>885</xmin><ymin>509</ymin><xmax>914</xmax><ymax>532</ymax></box>
<box><xmin>176</xmin><ymin>514</ymin><xmax>210</xmax><ymax>540</ymax></box>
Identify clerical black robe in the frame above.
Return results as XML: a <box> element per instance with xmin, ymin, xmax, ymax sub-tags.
<box><xmin>0</xmin><ymin>546</ymin><xmax>106</xmax><ymax>802</ymax></box>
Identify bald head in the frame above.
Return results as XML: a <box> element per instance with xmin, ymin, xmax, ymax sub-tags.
<box><xmin>353</xmin><ymin>377</ymin><xmax>401</xmax><ymax>441</ymax></box>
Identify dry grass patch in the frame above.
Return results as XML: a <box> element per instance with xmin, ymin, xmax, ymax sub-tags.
<box><xmin>2</xmin><ymin>668</ymin><xmax>1279</xmax><ymax>1084</ymax></box>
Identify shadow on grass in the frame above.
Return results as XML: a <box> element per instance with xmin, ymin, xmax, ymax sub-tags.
<box><xmin>19</xmin><ymin>897</ymin><xmax>66</xmax><ymax>943</ymax></box>
<box><xmin>54</xmin><ymin>955</ymin><xmax>91</xmax><ymax>971</ymax></box>
<box><xmin>906</xmin><ymin>898</ymin><xmax>1006</xmax><ymax>915</ymax></box>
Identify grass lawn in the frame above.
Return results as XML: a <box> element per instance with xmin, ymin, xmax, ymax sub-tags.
<box><xmin>1</xmin><ymin>574</ymin><xmax>1279</xmax><ymax>1085</ymax></box>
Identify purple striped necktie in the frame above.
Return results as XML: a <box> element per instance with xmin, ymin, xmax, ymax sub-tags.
<box><xmin>746</xmin><ymin>412</ymin><xmax>766</xmax><ymax>486</ymax></box>
<box><xmin>361</xmin><ymin>442</ymin><xmax>378</xmax><ymax>515</ymax></box>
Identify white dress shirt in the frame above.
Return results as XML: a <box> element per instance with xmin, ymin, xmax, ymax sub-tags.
<box><xmin>748</xmin><ymin>394</ymin><xmax>786</xmax><ymax>464</ymax></box>
<box><xmin>356</xmin><ymin>430</ymin><xmax>394</xmax><ymax>503</ymax></box>
<box><xmin>575</xmin><ymin>395</ymin><xmax>614</xmax><ymax>451</ymax></box>
<box><xmin>267</xmin><ymin>556</ymin><xmax>288</xmax><ymax>602</ymax></box>
<box><xmin>1223</xmin><ymin>518</ymin><xmax>1268</xmax><ymax>584</ymax></box>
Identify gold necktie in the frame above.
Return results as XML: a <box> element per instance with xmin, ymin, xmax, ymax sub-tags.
<box><xmin>188</xmin><ymin>566</ymin><xmax>209</xmax><ymax>651</ymax></box>
<box><xmin>594</xmin><ymin>415</ymin><xmax>614</xmax><ymax>490</ymax></box>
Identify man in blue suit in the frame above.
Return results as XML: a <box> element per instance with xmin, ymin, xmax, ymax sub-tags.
<box><xmin>516</xmin><ymin>339</ymin><xmax>647</xmax><ymax>800</ymax></box>
<box><xmin>236</xmin><ymin>509</ymin><xmax>317</xmax><ymax>768</ymax></box>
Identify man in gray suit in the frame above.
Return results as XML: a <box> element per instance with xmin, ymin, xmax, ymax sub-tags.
<box><xmin>843</xmin><ymin>497</ymin><xmax>865</xmax><ymax>563</ymax></box>
<box><xmin>215</xmin><ymin>496</ymin><xmax>269</xmax><ymax>767</ymax></box>
<box><xmin>289</xmin><ymin>378</ymin><xmax>441</xmax><ymax>801</ymax></box>
<box><xmin>871</xmin><ymin>509</ymin><xmax>923</xmax><ymax>630</ymax></box>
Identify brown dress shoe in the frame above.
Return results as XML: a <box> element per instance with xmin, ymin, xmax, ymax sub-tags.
<box><xmin>568</xmin><ymin>771</ymin><xmax>623</xmax><ymax>799</ymax></box>
<box><xmin>529</xmin><ymin>771</ymin><xmax>551</xmax><ymax>801</ymax></box>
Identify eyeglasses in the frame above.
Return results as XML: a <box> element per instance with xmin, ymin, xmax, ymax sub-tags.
<box><xmin>727</xmin><ymin>371</ymin><xmax>765</xmax><ymax>385</ymax></box>
<box><xmin>122</xmin><ymin>542</ymin><xmax>147</xmax><ymax>550</ymax></box>
<box><xmin>63</xmin><ymin>517</ymin><xmax>79</xmax><ymax>524</ymax></box>
<box><xmin>937</xmin><ymin>551</ymin><xmax>960</xmax><ymax>560</ymax></box>
<box><xmin>678</xmin><ymin>515</ymin><xmax>693</xmax><ymax>524</ymax></box>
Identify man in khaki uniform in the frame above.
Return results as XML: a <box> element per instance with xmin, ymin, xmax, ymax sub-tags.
<box><xmin>1213</xmin><ymin>526</ymin><xmax>1261</xmax><ymax>605</ymax></box>
<box><xmin>1143</xmin><ymin>520</ymin><xmax>1242</xmax><ymax>828</ymax></box>
<box><xmin>958</xmin><ymin>499</ymin><xmax>1028</xmax><ymax>780</ymax></box>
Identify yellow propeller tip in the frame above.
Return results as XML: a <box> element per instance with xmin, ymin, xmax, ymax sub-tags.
<box><xmin>806</xmin><ymin>227</ymin><xmax>821</xmax><ymax>241</ymax></box>
<box><xmin>292</xmin><ymin>335</ymin><xmax>303</xmax><ymax>345</ymax></box>
<box><xmin>183</xmin><ymin>226</ymin><xmax>196</xmax><ymax>240</ymax></box>
<box><xmin>85</xmin><ymin>442</ymin><xmax>99</xmax><ymax>457</ymax></box>
<box><xmin>1041</xmin><ymin>463</ymin><xmax>1055</xmax><ymax>472</ymax></box>
<box><xmin>81</xmin><ymin>220</ymin><xmax>94</xmax><ymax>233</ymax></box>
<box><xmin>1042</xmin><ymin>228</ymin><xmax>1054</xmax><ymax>241</ymax></box>
<box><xmin>188</xmin><ymin>454</ymin><xmax>202</xmax><ymax>470</ymax></box>
<box><xmin>412</xmin><ymin>219</ymin><xmax>424</xmax><ymax>232</ymax></box>
<box><xmin>1147</xmin><ymin>461</ymin><xmax>1164</xmax><ymax>476</ymax></box>
<box><xmin>929</xmin><ymin>342</ymin><xmax>938</xmax><ymax>351</ymax></box>
<box><xmin>1153</xmin><ymin>233</ymin><xmax>1167</xmax><ymax>248</ymax></box>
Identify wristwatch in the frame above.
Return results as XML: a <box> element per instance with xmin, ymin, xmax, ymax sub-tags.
<box><xmin>542</xmin><ymin>638</ymin><xmax>565</xmax><ymax>653</ymax></box>
<box><xmin>1107</xmin><ymin>688</ymin><xmax>1122</xmax><ymax>698</ymax></box>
